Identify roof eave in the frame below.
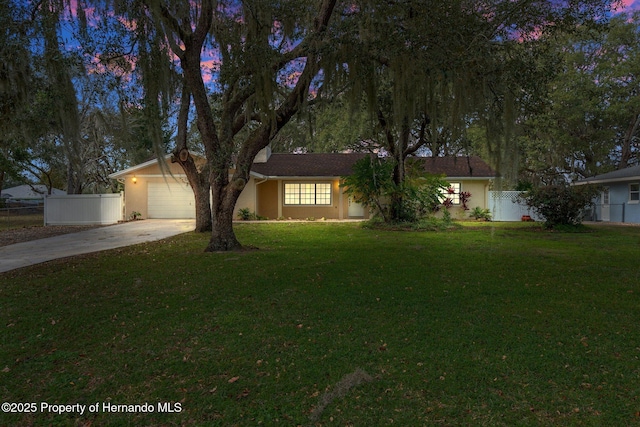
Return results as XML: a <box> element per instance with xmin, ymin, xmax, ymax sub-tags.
<box><xmin>250</xmin><ymin>175</ymin><xmax>346</xmax><ymax>180</ymax></box>
<box><xmin>446</xmin><ymin>176</ymin><xmax>495</xmax><ymax>180</ymax></box>
<box><xmin>108</xmin><ymin>154</ymin><xmax>173</xmax><ymax>179</ymax></box>
<box><xmin>574</xmin><ymin>176</ymin><xmax>640</xmax><ymax>186</ymax></box>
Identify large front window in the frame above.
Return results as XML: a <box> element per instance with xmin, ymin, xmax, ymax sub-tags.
<box><xmin>284</xmin><ymin>183</ymin><xmax>332</xmax><ymax>205</ymax></box>
<box><xmin>630</xmin><ymin>183</ymin><xmax>639</xmax><ymax>202</ymax></box>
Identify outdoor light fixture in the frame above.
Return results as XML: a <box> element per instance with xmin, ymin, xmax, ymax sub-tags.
<box><xmin>132</xmin><ymin>176</ymin><xmax>137</xmax><ymax>184</ymax></box>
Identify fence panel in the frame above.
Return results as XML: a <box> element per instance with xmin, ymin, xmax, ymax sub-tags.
<box><xmin>488</xmin><ymin>191</ymin><xmax>543</xmax><ymax>222</ymax></box>
<box><xmin>44</xmin><ymin>193</ymin><xmax>123</xmax><ymax>225</ymax></box>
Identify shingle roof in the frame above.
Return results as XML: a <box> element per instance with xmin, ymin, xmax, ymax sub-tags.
<box><xmin>251</xmin><ymin>153</ymin><xmax>371</xmax><ymax>177</ymax></box>
<box><xmin>576</xmin><ymin>164</ymin><xmax>640</xmax><ymax>184</ymax></box>
<box><xmin>410</xmin><ymin>156</ymin><xmax>496</xmax><ymax>177</ymax></box>
<box><xmin>250</xmin><ymin>153</ymin><xmax>495</xmax><ymax>178</ymax></box>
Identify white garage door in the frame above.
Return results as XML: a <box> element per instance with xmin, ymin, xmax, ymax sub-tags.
<box><xmin>148</xmin><ymin>182</ymin><xmax>196</xmax><ymax>219</ymax></box>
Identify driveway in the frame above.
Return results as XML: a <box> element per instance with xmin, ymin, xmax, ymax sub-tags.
<box><xmin>0</xmin><ymin>219</ymin><xmax>195</xmax><ymax>273</ymax></box>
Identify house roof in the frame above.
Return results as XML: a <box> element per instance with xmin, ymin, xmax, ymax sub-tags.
<box><xmin>108</xmin><ymin>152</ymin><xmax>496</xmax><ymax>180</ymax></box>
<box><xmin>0</xmin><ymin>184</ymin><xmax>65</xmax><ymax>199</ymax></box>
<box><xmin>409</xmin><ymin>156</ymin><xmax>496</xmax><ymax>178</ymax></box>
<box><xmin>108</xmin><ymin>155</ymin><xmax>174</xmax><ymax>179</ymax></box>
<box><xmin>575</xmin><ymin>164</ymin><xmax>640</xmax><ymax>185</ymax></box>
<box><xmin>252</xmin><ymin>153</ymin><xmax>495</xmax><ymax>178</ymax></box>
<box><xmin>251</xmin><ymin>153</ymin><xmax>371</xmax><ymax>177</ymax></box>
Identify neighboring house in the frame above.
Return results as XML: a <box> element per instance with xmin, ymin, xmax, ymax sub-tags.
<box><xmin>574</xmin><ymin>164</ymin><xmax>640</xmax><ymax>223</ymax></box>
<box><xmin>108</xmin><ymin>148</ymin><xmax>496</xmax><ymax>220</ymax></box>
<box><xmin>1</xmin><ymin>185</ymin><xmax>65</xmax><ymax>204</ymax></box>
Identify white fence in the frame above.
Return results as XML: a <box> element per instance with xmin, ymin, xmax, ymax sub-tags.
<box><xmin>489</xmin><ymin>191</ymin><xmax>542</xmax><ymax>222</ymax></box>
<box><xmin>44</xmin><ymin>193</ymin><xmax>124</xmax><ymax>225</ymax></box>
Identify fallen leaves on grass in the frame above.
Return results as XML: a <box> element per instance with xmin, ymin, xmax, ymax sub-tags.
<box><xmin>309</xmin><ymin>368</ymin><xmax>374</xmax><ymax>422</ymax></box>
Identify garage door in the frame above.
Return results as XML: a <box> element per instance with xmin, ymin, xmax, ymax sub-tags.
<box><xmin>148</xmin><ymin>182</ymin><xmax>196</xmax><ymax>219</ymax></box>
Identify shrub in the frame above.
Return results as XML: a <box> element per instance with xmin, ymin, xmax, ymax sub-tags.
<box><xmin>519</xmin><ymin>184</ymin><xmax>599</xmax><ymax>229</ymax></box>
<box><xmin>237</xmin><ymin>208</ymin><xmax>255</xmax><ymax>221</ymax></box>
<box><xmin>469</xmin><ymin>206</ymin><xmax>492</xmax><ymax>221</ymax></box>
<box><xmin>342</xmin><ymin>157</ymin><xmax>449</xmax><ymax>223</ymax></box>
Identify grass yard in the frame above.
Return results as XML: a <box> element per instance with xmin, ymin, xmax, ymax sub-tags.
<box><xmin>0</xmin><ymin>212</ymin><xmax>44</xmax><ymax>231</ymax></box>
<box><xmin>1</xmin><ymin>222</ymin><xmax>639</xmax><ymax>426</ymax></box>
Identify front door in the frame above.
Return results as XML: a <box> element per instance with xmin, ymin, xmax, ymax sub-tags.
<box><xmin>601</xmin><ymin>187</ymin><xmax>610</xmax><ymax>222</ymax></box>
<box><xmin>348</xmin><ymin>196</ymin><xmax>364</xmax><ymax>217</ymax></box>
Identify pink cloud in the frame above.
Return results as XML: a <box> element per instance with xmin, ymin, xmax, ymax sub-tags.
<box><xmin>614</xmin><ymin>0</ymin><xmax>640</xmax><ymax>12</ymax></box>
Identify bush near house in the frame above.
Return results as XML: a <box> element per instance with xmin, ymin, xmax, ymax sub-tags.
<box><xmin>342</xmin><ymin>157</ymin><xmax>449</xmax><ymax>224</ymax></box>
<box><xmin>469</xmin><ymin>206</ymin><xmax>492</xmax><ymax>221</ymax></box>
<box><xmin>519</xmin><ymin>184</ymin><xmax>599</xmax><ymax>229</ymax></box>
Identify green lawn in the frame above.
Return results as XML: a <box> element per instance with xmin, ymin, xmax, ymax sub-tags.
<box><xmin>0</xmin><ymin>212</ymin><xmax>44</xmax><ymax>231</ymax></box>
<box><xmin>1</xmin><ymin>222</ymin><xmax>639</xmax><ymax>426</ymax></box>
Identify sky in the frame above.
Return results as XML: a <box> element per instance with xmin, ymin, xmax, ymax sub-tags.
<box><xmin>617</xmin><ymin>0</ymin><xmax>640</xmax><ymax>12</ymax></box>
<box><xmin>53</xmin><ymin>1</ymin><xmax>640</xmax><ymax>95</ymax></box>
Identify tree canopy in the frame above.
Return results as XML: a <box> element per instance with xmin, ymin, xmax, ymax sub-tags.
<box><xmin>519</xmin><ymin>11</ymin><xmax>640</xmax><ymax>185</ymax></box>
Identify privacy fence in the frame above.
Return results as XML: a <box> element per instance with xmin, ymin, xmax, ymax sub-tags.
<box><xmin>488</xmin><ymin>191</ymin><xmax>542</xmax><ymax>222</ymax></box>
<box><xmin>44</xmin><ymin>193</ymin><xmax>123</xmax><ymax>226</ymax></box>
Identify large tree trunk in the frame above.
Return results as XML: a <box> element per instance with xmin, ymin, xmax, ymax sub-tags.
<box><xmin>172</xmin><ymin>85</ymin><xmax>212</xmax><ymax>233</ymax></box>
<box><xmin>207</xmin><ymin>180</ymin><xmax>243</xmax><ymax>252</ymax></box>
<box><xmin>193</xmin><ymin>183</ymin><xmax>212</xmax><ymax>233</ymax></box>
<box><xmin>390</xmin><ymin>153</ymin><xmax>405</xmax><ymax>221</ymax></box>
<box><xmin>0</xmin><ymin>170</ymin><xmax>4</xmax><ymax>206</ymax></box>
<box><xmin>205</xmin><ymin>168</ymin><xmax>242</xmax><ymax>251</ymax></box>
<box><xmin>173</xmin><ymin>151</ymin><xmax>212</xmax><ymax>233</ymax></box>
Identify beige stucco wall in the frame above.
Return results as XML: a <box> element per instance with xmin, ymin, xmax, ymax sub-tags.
<box><xmin>118</xmin><ymin>161</ymin><xmax>189</xmax><ymax>219</ymax></box>
<box><xmin>256</xmin><ymin>180</ymin><xmax>279</xmax><ymax>219</ymax></box>
<box><xmin>436</xmin><ymin>179</ymin><xmax>491</xmax><ymax>219</ymax></box>
<box><xmin>235</xmin><ymin>177</ymin><xmax>256</xmax><ymax>217</ymax></box>
<box><xmin>120</xmin><ymin>161</ymin><xmax>260</xmax><ymax>220</ymax></box>
<box><xmin>253</xmin><ymin>179</ymin><xmax>370</xmax><ymax>220</ymax></box>
<box><xmin>118</xmin><ymin>159</ymin><xmax>487</xmax><ymax>221</ymax></box>
<box><xmin>280</xmin><ymin>179</ymin><xmax>341</xmax><ymax>219</ymax></box>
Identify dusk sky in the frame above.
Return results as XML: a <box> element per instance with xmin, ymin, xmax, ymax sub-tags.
<box><xmin>617</xmin><ymin>0</ymin><xmax>640</xmax><ymax>11</ymax></box>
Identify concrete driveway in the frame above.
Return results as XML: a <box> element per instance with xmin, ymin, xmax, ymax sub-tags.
<box><xmin>0</xmin><ymin>219</ymin><xmax>195</xmax><ymax>273</ymax></box>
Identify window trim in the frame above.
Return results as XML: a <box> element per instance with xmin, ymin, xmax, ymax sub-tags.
<box><xmin>629</xmin><ymin>182</ymin><xmax>640</xmax><ymax>203</ymax></box>
<box><xmin>441</xmin><ymin>182</ymin><xmax>461</xmax><ymax>205</ymax></box>
<box><xmin>283</xmin><ymin>182</ymin><xmax>332</xmax><ymax>206</ymax></box>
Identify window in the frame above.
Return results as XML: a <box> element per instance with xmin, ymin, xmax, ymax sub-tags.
<box><xmin>284</xmin><ymin>183</ymin><xmax>332</xmax><ymax>205</ymax></box>
<box><xmin>630</xmin><ymin>183</ymin><xmax>640</xmax><ymax>203</ymax></box>
<box><xmin>440</xmin><ymin>182</ymin><xmax>461</xmax><ymax>205</ymax></box>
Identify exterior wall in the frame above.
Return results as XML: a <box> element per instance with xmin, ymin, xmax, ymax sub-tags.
<box><xmin>457</xmin><ymin>181</ymin><xmax>489</xmax><ymax>218</ymax></box>
<box><xmin>434</xmin><ymin>180</ymin><xmax>491</xmax><ymax>219</ymax></box>
<box><xmin>121</xmin><ymin>161</ymin><xmax>191</xmax><ymax>219</ymax></box>
<box><xmin>118</xmin><ymin>159</ymin><xmax>493</xmax><ymax>221</ymax></box>
<box><xmin>256</xmin><ymin>180</ymin><xmax>279</xmax><ymax>219</ymax></box>
<box><xmin>593</xmin><ymin>182</ymin><xmax>640</xmax><ymax>223</ymax></box>
<box><xmin>234</xmin><ymin>176</ymin><xmax>257</xmax><ymax>218</ymax></box>
<box><xmin>281</xmin><ymin>179</ymin><xmax>342</xmax><ymax>219</ymax></box>
<box><xmin>253</xmin><ymin>178</ymin><xmax>370</xmax><ymax>220</ymax></box>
